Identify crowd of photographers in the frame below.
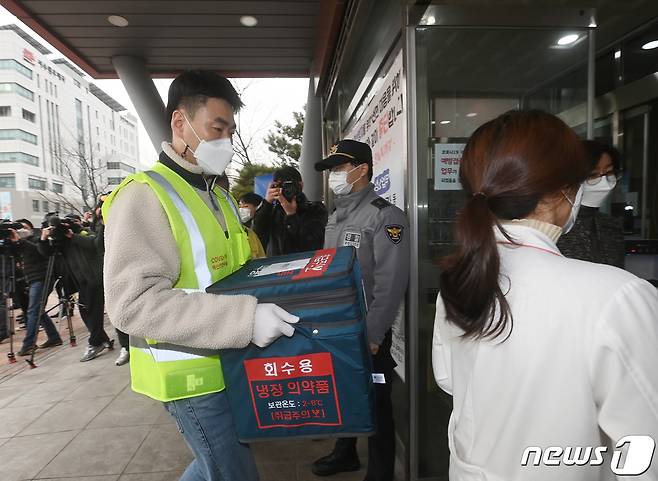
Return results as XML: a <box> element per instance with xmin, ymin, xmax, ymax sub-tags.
<box><xmin>0</xmin><ymin>194</ymin><xmax>130</xmax><ymax>366</ymax></box>
<box><xmin>0</xmin><ymin>165</ymin><xmax>324</xmax><ymax>368</ymax></box>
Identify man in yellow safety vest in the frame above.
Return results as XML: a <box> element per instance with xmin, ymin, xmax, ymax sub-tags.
<box><xmin>103</xmin><ymin>70</ymin><xmax>299</xmax><ymax>481</ymax></box>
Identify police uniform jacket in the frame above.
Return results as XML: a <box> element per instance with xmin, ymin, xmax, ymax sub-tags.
<box><xmin>324</xmin><ymin>183</ymin><xmax>410</xmax><ymax>347</ymax></box>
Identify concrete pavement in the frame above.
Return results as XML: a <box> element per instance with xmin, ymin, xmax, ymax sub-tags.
<box><xmin>0</xmin><ymin>319</ymin><xmax>377</xmax><ymax>481</ymax></box>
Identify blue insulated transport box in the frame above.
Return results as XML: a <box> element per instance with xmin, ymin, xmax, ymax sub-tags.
<box><xmin>206</xmin><ymin>247</ymin><xmax>375</xmax><ymax>441</ymax></box>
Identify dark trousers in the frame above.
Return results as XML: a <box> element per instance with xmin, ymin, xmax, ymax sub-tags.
<box><xmin>78</xmin><ymin>284</ymin><xmax>110</xmax><ymax>347</ymax></box>
<box><xmin>116</xmin><ymin>328</ymin><xmax>129</xmax><ymax>349</ymax></box>
<box><xmin>335</xmin><ymin>340</ymin><xmax>396</xmax><ymax>481</ymax></box>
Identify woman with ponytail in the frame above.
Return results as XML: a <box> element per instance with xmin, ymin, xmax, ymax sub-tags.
<box><xmin>432</xmin><ymin>110</ymin><xmax>658</xmax><ymax>481</ymax></box>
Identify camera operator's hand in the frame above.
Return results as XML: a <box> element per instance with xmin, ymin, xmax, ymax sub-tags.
<box><xmin>41</xmin><ymin>227</ymin><xmax>53</xmax><ymax>241</ymax></box>
<box><xmin>265</xmin><ymin>183</ymin><xmax>281</xmax><ymax>204</ymax></box>
<box><xmin>7</xmin><ymin>229</ymin><xmax>20</xmax><ymax>243</ymax></box>
<box><xmin>278</xmin><ymin>193</ymin><xmax>298</xmax><ymax>216</ymax></box>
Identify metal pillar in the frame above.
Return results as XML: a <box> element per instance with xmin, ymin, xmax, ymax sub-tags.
<box><xmin>299</xmin><ymin>77</ymin><xmax>324</xmax><ymax>202</ymax></box>
<box><xmin>587</xmin><ymin>27</ymin><xmax>596</xmax><ymax>139</ymax></box>
<box><xmin>112</xmin><ymin>56</ymin><xmax>169</xmax><ymax>151</ymax></box>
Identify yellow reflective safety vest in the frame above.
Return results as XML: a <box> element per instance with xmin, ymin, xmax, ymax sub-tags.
<box><xmin>103</xmin><ymin>161</ymin><xmax>251</xmax><ymax>402</ymax></box>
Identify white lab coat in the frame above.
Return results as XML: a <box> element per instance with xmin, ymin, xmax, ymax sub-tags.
<box><xmin>432</xmin><ymin>223</ymin><xmax>658</xmax><ymax>481</ymax></box>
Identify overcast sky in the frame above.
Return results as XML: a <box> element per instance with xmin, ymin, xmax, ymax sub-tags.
<box><xmin>0</xmin><ymin>6</ymin><xmax>308</xmax><ymax>171</ymax></box>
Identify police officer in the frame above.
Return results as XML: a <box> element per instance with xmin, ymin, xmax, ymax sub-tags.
<box><xmin>312</xmin><ymin>140</ymin><xmax>410</xmax><ymax>481</ymax></box>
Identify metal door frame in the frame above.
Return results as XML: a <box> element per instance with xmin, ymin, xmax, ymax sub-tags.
<box><xmin>404</xmin><ymin>5</ymin><xmax>596</xmax><ymax>480</ymax></box>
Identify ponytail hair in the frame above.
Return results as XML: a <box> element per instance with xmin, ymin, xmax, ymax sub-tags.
<box><xmin>439</xmin><ymin>110</ymin><xmax>588</xmax><ymax>340</ymax></box>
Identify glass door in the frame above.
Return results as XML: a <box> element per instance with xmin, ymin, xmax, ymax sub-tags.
<box><xmin>407</xmin><ymin>6</ymin><xmax>592</xmax><ymax>479</ymax></box>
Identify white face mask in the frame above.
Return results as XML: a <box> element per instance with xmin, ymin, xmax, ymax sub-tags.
<box><xmin>561</xmin><ymin>184</ymin><xmax>584</xmax><ymax>235</ymax></box>
<box><xmin>17</xmin><ymin>228</ymin><xmax>32</xmax><ymax>239</ymax></box>
<box><xmin>581</xmin><ymin>176</ymin><xmax>616</xmax><ymax>208</ymax></box>
<box><xmin>239</xmin><ymin>207</ymin><xmax>252</xmax><ymax>223</ymax></box>
<box><xmin>329</xmin><ymin>166</ymin><xmax>360</xmax><ymax>196</ymax></box>
<box><xmin>183</xmin><ymin>114</ymin><xmax>233</xmax><ymax>176</ymax></box>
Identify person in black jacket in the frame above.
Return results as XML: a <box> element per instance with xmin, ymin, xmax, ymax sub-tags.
<box><xmin>253</xmin><ymin>166</ymin><xmax>328</xmax><ymax>256</ymax></box>
<box><xmin>38</xmin><ymin>215</ymin><xmax>112</xmax><ymax>362</ymax></box>
<box><xmin>557</xmin><ymin>140</ymin><xmax>625</xmax><ymax>267</ymax></box>
<box><xmin>9</xmin><ymin>220</ymin><xmax>63</xmax><ymax>356</ymax></box>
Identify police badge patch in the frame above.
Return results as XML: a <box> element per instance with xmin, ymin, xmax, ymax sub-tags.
<box><xmin>385</xmin><ymin>225</ymin><xmax>403</xmax><ymax>244</ymax></box>
<box><xmin>343</xmin><ymin>232</ymin><xmax>361</xmax><ymax>248</ymax></box>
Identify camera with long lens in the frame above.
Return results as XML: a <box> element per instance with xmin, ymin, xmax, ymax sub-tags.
<box><xmin>273</xmin><ymin>180</ymin><xmax>301</xmax><ymax>202</ymax></box>
<box><xmin>0</xmin><ymin>220</ymin><xmax>23</xmax><ymax>252</ymax></box>
<box><xmin>41</xmin><ymin>213</ymin><xmax>74</xmax><ymax>245</ymax></box>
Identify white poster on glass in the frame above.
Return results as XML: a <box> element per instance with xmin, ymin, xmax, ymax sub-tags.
<box><xmin>434</xmin><ymin>143</ymin><xmax>466</xmax><ymax>191</ymax></box>
<box><xmin>346</xmin><ymin>50</ymin><xmax>406</xmax><ymax>209</ymax></box>
<box><xmin>345</xmin><ymin>50</ymin><xmax>407</xmax><ymax>380</ymax></box>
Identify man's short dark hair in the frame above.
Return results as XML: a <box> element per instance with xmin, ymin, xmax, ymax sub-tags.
<box><xmin>15</xmin><ymin>218</ymin><xmax>33</xmax><ymax>229</ymax></box>
<box><xmin>166</xmin><ymin>70</ymin><xmax>244</xmax><ymax>124</ymax></box>
<box><xmin>239</xmin><ymin>192</ymin><xmax>263</xmax><ymax>207</ymax></box>
<box><xmin>273</xmin><ymin>166</ymin><xmax>302</xmax><ymax>183</ymax></box>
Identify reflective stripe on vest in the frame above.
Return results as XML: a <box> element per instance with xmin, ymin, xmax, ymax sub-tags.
<box><xmin>145</xmin><ymin>170</ymin><xmax>213</xmax><ymax>289</ymax></box>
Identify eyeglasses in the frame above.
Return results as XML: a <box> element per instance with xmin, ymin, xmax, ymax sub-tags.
<box><xmin>585</xmin><ymin>173</ymin><xmax>620</xmax><ymax>186</ymax></box>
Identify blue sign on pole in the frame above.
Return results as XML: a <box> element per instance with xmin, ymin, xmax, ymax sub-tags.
<box><xmin>254</xmin><ymin>174</ymin><xmax>274</xmax><ymax>198</ymax></box>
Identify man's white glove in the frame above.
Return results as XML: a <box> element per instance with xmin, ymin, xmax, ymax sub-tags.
<box><xmin>252</xmin><ymin>303</ymin><xmax>299</xmax><ymax>348</ymax></box>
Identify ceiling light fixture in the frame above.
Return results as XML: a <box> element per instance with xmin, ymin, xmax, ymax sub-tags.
<box><xmin>431</xmin><ymin>121</ymin><xmax>436</xmax><ymax>125</ymax></box>
<box><xmin>466</xmin><ymin>112</ymin><xmax>477</xmax><ymax>118</ymax></box>
<box><xmin>439</xmin><ymin>120</ymin><xmax>451</xmax><ymax>125</ymax></box>
<box><xmin>642</xmin><ymin>40</ymin><xmax>658</xmax><ymax>50</ymax></box>
<box><xmin>240</xmin><ymin>15</ymin><xmax>258</xmax><ymax>27</ymax></box>
<box><xmin>426</xmin><ymin>15</ymin><xmax>436</xmax><ymax>25</ymax></box>
<box><xmin>107</xmin><ymin>15</ymin><xmax>129</xmax><ymax>27</ymax></box>
<box><xmin>614</xmin><ymin>50</ymin><xmax>622</xmax><ymax>59</ymax></box>
<box><xmin>557</xmin><ymin>34</ymin><xmax>580</xmax><ymax>46</ymax></box>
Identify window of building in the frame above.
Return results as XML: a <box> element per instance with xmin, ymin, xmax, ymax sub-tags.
<box><xmin>22</xmin><ymin>109</ymin><xmax>35</xmax><ymax>122</ymax></box>
<box><xmin>122</xmin><ymin>163</ymin><xmax>136</xmax><ymax>174</ymax></box>
<box><xmin>0</xmin><ymin>82</ymin><xmax>34</xmax><ymax>101</ymax></box>
<box><xmin>0</xmin><ymin>174</ymin><xmax>16</xmax><ymax>189</ymax></box>
<box><xmin>0</xmin><ymin>129</ymin><xmax>38</xmax><ymax>144</ymax></box>
<box><xmin>74</xmin><ymin>79</ymin><xmax>81</xmax><ymax>88</ymax></box>
<box><xmin>52</xmin><ymin>182</ymin><xmax>63</xmax><ymax>194</ymax></box>
<box><xmin>32</xmin><ymin>199</ymin><xmax>39</xmax><ymax>212</ymax></box>
<box><xmin>42</xmin><ymin>200</ymin><xmax>49</xmax><ymax>212</ymax></box>
<box><xmin>54</xmin><ymin>202</ymin><xmax>60</xmax><ymax>212</ymax></box>
<box><xmin>107</xmin><ymin>161</ymin><xmax>120</xmax><ymax>170</ymax></box>
<box><xmin>0</xmin><ymin>106</ymin><xmax>10</xmax><ymax>117</ymax></box>
<box><xmin>0</xmin><ymin>152</ymin><xmax>39</xmax><ymax>166</ymax></box>
<box><xmin>0</xmin><ymin>59</ymin><xmax>33</xmax><ymax>79</ymax></box>
<box><xmin>107</xmin><ymin>177</ymin><xmax>125</xmax><ymax>185</ymax></box>
<box><xmin>95</xmin><ymin>110</ymin><xmax>98</xmax><ymax>119</ymax></box>
<box><xmin>28</xmin><ymin>177</ymin><xmax>47</xmax><ymax>190</ymax></box>
<box><xmin>53</xmin><ymin>84</ymin><xmax>57</xmax><ymax>97</ymax></box>
<box><xmin>36</xmin><ymin>73</ymin><xmax>40</xmax><ymax>88</ymax></box>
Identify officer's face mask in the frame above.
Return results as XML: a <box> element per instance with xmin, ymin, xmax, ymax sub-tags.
<box><xmin>561</xmin><ymin>184</ymin><xmax>584</xmax><ymax>235</ymax></box>
<box><xmin>239</xmin><ymin>207</ymin><xmax>252</xmax><ymax>223</ymax></box>
<box><xmin>329</xmin><ymin>166</ymin><xmax>361</xmax><ymax>196</ymax></box>
<box><xmin>182</xmin><ymin>114</ymin><xmax>233</xmax><ymax>176</ymax></box>
<box><xmin>581</xmin><ymin>174</ymin><xmax>616</xmax><ymax>208</ymax></box>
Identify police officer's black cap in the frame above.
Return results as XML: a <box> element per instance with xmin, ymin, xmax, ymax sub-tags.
<box><xmin>315</xmin><ymin>139</ymin><xmax>372</xmax><ymax>171</ymax></box>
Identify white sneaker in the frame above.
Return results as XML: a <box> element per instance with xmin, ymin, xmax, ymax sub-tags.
<box><xmin>115</xmin><ymin>347</ymin><xmax>130</xmax><ymax>366</ymax></box>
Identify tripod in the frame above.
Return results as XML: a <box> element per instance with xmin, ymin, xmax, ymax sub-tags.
<box><xmin>26</xmin><ymin>250</ymin><xmax>76</xmax><ymax>369</ymax></box>
<box><xmin>1</xmin><ymin>253</ymin><xmax>17</xmax><ymax>363</ymax></box>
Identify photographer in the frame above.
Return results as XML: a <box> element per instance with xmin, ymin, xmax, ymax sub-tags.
<box><xmin>0</xmin><ymin>220</ymin><xmax>23</xmax><ymax>343</ymax></box>
<box><xmin>7</xmin><ymin>220</ymin><xmax>63</xmax><ymax>356</ymax></box>
<box><xmin>253</xmin><ymin>166</ymin><xmax>328</xmax><ymax>256</ymax></box>
<box><xmin>38</xmin><ymin>214</ymin><xmax>112</xmax><ymax>362</ymax></box>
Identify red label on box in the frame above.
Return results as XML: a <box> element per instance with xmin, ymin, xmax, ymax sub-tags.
<box><xmin>292</xmin><ymin>249</ymin><xmax>336</xmax><ymax>280</ymax></box>
<box><xmin>244</xmin><ymin>353</ymin><xmax>342</xmax><ymax>429</ymax></box>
